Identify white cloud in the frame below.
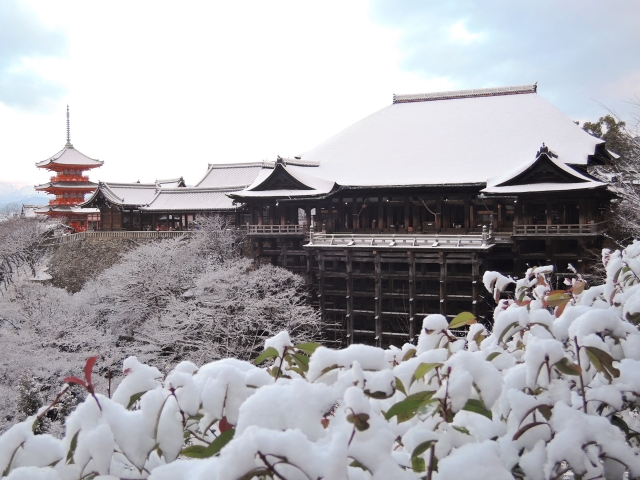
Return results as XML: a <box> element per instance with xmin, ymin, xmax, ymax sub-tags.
<box><xmin>449</xmin><ymin>21</ymin><xmax>483</xmax><ymax>43</ymax></box>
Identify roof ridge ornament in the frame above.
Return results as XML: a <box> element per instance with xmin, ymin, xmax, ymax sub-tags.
<box><xmin>393</xmin><ymin>84</ymin><xmax>537</xmax><ymax>104</ymax></box>
<box><xmin>65</xmin><ymin>105</ymin><xmax>73</xmax><ymax>148</ymax></box>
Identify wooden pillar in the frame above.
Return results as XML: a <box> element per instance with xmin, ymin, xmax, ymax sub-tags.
<box><xmin>404</xmin><ymin>196</ymin><xmax>410</xmax><ymax>230</ymax></box>
<box><xmin>547</xmin><ymin>203</ymin><xmax>553</xmax><ymax>226</ymax></box>
<box><xmin>436</xmin><ymin>197</ymin><xmax>442</xmax><ymax>231</ymax></box>
<box><xmin>412</xmin><ymin>200</ymin><xmax>419</xmax><ymax>231</ymax></box>
<box><xmin>386</xmin><ymin>200</ymin><xmax>393</xmax><ymax>230</ymax></box>
<box><xmin>352</xmin><ymin>200</ymin><xmax>358</xmax><ymax>230</ymax></box>
<box><xmin>281</xmin><ymin>240</ymin><xmax>288</xmax><ymax>269</ymax></box>
<box><xmin>346</xmin><ymin>251</ymin><xmax>354</xmax><ymax>344</ymax></box>
<box><xmin>439</xmin><ymin>252</ymin><xmax>447</xmax><ymax>316</ymax></box>
<box><xmin>378</xmin><ymin>197</ymin><xmax>383</xmax><ymax>231</ymax></box>
<box><xmin>318</xmin><ymin>251</ymin><xmax>325</xmax><ymax>326</ymax></box>
<box><xmin>408</xmin><ymin>251</ymin><xmax>416</xmax><ymax>341</ymax></box>
<box><xmin>579</xmin><ymin>198</ymin><xmax>586</xmax><ymax>225</ymax></box>
<box><xmin>110</xmin><ymin>207</ymin><xmax>114</xmax><ymax>231</ymax></box>
<box><xmin>472</xmin><ymin>253</ymin><xmax>480</xmax><ymax>317</ymax></box>
<box><xmin>464</xmin><ymin>197</ymin><xmax>470</xmax><ymax>231</ymax></box>
<box><xmin>151</xmin><ymin>213</ymin><xmax>156</xmax><ymax>231</ymax></box>
<box><xmin>280</xmin><ymin>205</ymin><xmax>286</xmax><ymax>226</ymax></box>
<box><xmin>374</xmin><ymin>252</ymin><xmax>382</xmax><ymax>348</ymax></box>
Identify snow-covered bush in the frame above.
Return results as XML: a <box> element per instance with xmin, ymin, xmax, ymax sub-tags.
<box><xmin>6</xmin><ymin>242</ymin><xmax>640</xmax><ymax>479</ymax></box>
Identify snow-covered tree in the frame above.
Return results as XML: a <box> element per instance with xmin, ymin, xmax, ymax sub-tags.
<box><xmin>0</xmin><ymin>216</ymin><xmax>321</xmax><ymax>432</ymax></box>
<box><xmin>0</xmin><ymin>217</ymin><xmax>49</xmax><ymax>289</ymax></box>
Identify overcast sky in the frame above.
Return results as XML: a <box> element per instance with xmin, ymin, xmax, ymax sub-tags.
<box><xmin>1</xmin><ymin>0</ymin><xmax>638</xmax><ymax>185</ymax></box>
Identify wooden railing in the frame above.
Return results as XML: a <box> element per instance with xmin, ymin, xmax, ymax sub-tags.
<box><xmin>46</xmin><ymin>230</ymin><xmax>190</xmax><ymax>244</ymax></box>
<box><xmin>513</xmin><ymin>222</ymin><xmax>607</xmax><ymax>235</ymax></box>
<box><xmin>306</xmin><ymin>232</ymin><xmax>491</xmax><ymax>250</ymax></box>
<box><xmin>247</xmin><ymin>224</ymin><xmax>306</xmax><ymax>235</ymax></box>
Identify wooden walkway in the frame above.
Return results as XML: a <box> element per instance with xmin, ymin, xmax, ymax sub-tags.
<box><xmin>46</xmin><ymin>230</ymin><xmax>191</xmax><ymax>245</ymax></box>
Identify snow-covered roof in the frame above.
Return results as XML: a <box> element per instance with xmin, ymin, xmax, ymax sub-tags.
<box><xmin>36</xmin><ymin>144</ymin><xmax>103</xmax><ymax>169</ymax></box>
<box><xmin>35</xmin><ymin>181</ymin><xmax>97</xmax><ymax>191</ymax></box>
<box><xmin>80</xmin><ymin>182</ymin><xmax>160</xmax><ymax>208</ymax></box>
<box><xmin>195</xmin><ymin>162</ymin><xmax>264</xmax><ymax>188</ymax></box>
<box><xmin>141</xmin><ymin>187</ymin><xmax>238</xmax><ymax>212</ymax></box>
<box><xmin>295</xmin><ymin>85</ymin><xmax>604</xmax><ymax>188</ymax></box>
<box><xmin>35</xmin><ymin>205</ymin><xmax>100</xmax><ymax>215</ymax></box>
<box><xmin>481</xmin><ymin>145</ymin><xmax>607</xmax><ymax>194</ymax></box>
<box><xmin>156</xmin><ymin>177</ymin><xmax>186</xmax><ymax>188</ymax></box>
<box><xmin>234</xmin><ymin>160</ymin><xmax>336</xmax><ymax>198</ymax></box>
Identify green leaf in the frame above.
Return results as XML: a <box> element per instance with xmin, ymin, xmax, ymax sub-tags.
<box><xmin>384</xmin><ymin>391</ymin><xmax>435</xmax><ymax>422</ymax></box>
<box><xmin>411</xmin><ymin>440</ymin><xmax>436</xmax><ymax>460</ymax></box>
<box><xmin>127</xmin><ymin>391</ymin><xmax>147</xmax><ymax>410</ymax></box>
<box><xmin>412</xmin><ymin>456</ymin><xmax>426</xmax><ymax>473</ymax></box>
<box><xmin>347</xmin><ymin>413</ymin><xmax>370</xmax><ymax>431</ymax></box>
<box><xmin>402</xmin><ymin>348</ymin><xmax>417</xmax><ymax>362</ymax></box>
<box><xmin>452</xmin><ymin>425</ymin><xmax>470</xmax><ymax>435</ymax></box>
<box><xmin>449</xmin><ymin>311</ymin><xmax>477</xmax><ymax>329</ymax></box>
<box><xmin>289</xmin><ymin>353</ymin><xmax>310</xmax><ymax>373</ymax></box>
<box><xmin>585</xmin><ymin>346</ymin><xmax>620</xmax><ymax>381</ymax></box>
<box><xmin>66</xmin><ymin>431</ymin><xmax>79</xmax><ymax>464</ymax></box>
<box><xmin>461</xmin><ymin>398</ymin><xmax>492</xmax><ymax>420</ymax></box>
<box><xmin>545</xmin><ymin>292</ymin><xmax>571</xmax><ymax>307</ymax></box>
<box><xmin>237</xmin><ymin>468</ymin><xmax>270</xmax><ymax>480</ymax></box>
<box><xmin>180</xmin><ymin>429</ymin><xmax>235</xmax><ymax>458</ymax></box>
<box><xmin>395</xmin><ymin>377</ymin><xmax>407</xmax><ymax>396</ymax></box>
<box><xmin>413</xmin><ymin>363</ymin><xmax>442</xmax><ymax>383</ymax></box>
<box><xmin>512</xmin><ymin>422</ymin><xmax>549</xmax><ymax>441</ymax></box>
<box><xmin>254</xmin><ymin>346</ymin><xmax>279</xmax><ymax>365</ymax></box>
<box><xmin>364</xmin><ymin>389</ymin><xmax>393</xmax><ymax>399</ymax></box>
<box><xmin>349</xmin><ymin>460</ymin><xmax>369</xmax><ymax>471</ymax></box>
<box><xmin>553</xmin><ymin>357</ymin><xmax>581</xmax><ymax>376</ymax></box>
<box><xmin>294</xmin><ymin>342</ymin><xmax>321</xmax><ymax>355</ymax></box>
<box><xmin>486</xmin><ymin>352</ymin><xmax>501</xmax><ymax>362</ymax></box>
<box><xmin>497</xmin><ymin>322</ymin><xmax>520</xmax><ymax>345</ymax></box>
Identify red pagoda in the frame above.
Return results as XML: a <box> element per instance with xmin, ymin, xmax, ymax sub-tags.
<box><xmin>35</xmin><ymin>107</ymin><xmax>103</xmax><ymax>232</ymax></box>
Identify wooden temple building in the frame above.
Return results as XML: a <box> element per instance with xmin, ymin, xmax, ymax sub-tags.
<box><xmin>35</xmin><ymin>107</ymin><xmax>102</xmax><ymax>232</ymax></box>
<box><xmin>80</xmin><ymin>84</ymin><xmax>615</xmax><ymax>347</ymax></box>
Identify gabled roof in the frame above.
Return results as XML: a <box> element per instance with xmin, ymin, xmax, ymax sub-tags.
<box><xmin>231</xmin><ymin>159</ymin><xmax>336</xmax><ymax>199</ymax></box>
<box><xmin>195</xmin><ymin>162</ymin><xmax>264</xmax><ymax>188</ymax></box>
<box><xmin>156</xmin><ymin>177</ymin><xmax>186</xmax><ymax>188</ymax></box>
<box><xmin>79</xmin><ymin>182</ymin><xmax>159</xmax><ymax>208</ymax></box>
<box><xmin>36</xmin><ymin>144</ymin><xmax>103</xmax><ymax>169</ymax></box>
<box><xmin>482</xmin><ymin>145</ymin><xmax>606</xmax><ymax>194</ymax></box>
<box><xmin>141</xmin><ymin>187</ymin><xmax>238</xmax><ymax>212</ymax></box>
<box><xmin>297</xmin><ymin>84</ymin><xmax>604</xmax><ymax>188</ymax></box>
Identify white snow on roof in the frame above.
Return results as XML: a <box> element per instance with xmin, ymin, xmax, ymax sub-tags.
<box><xmin>486</xmin><ymin>149</ymin><xmax>596</xmax><ymax>188</ymax></box>
<box><xmin>241</xmin><ymin>164</ymin><xmax>335</xmax><ymax>198</ymax></box>
<box><xmin>195</xmin><ymin>162</ymin><xmax>264</xmax><ymax>188</ymax></box>
<box><xmin>36</xmin><ymin>145</ymin><xmax>103</xmax><ymax>168</ymax></box>
<box><xmin>481</xmin><ymin>182</ymin><xmax>606</xmax><ymax>194</ymax></box>
<box><xmin>141</xmin><ymin>188</ymin><xmax>238</xmax><ymax>211</ymax></box>
<box><xmin>79</xmin><ymin>183</ymin><xmax>159</xmax><ymax>207</ymax></box>
<box><xmin>300</xmin><ymin>90</ymin><xmax>603</xmax><ymax>187</ymax></box>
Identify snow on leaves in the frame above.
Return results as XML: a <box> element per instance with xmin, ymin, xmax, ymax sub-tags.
<box><xmin>8</xmin><ymin>242</ymin><xmax>640</xmax><ymax>478</ymax></box>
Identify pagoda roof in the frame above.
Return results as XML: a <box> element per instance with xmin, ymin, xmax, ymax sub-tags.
<box><xmin>35</xmin><ymin>181</ymin><xmax>97</xmax><ymax>191</ymax></box>
<box><xmin>36</xmin><ymin>143</ymin><xmax>103</xmax><ymax>169</ymax></box>
<box><xmin>141</xmin><ymin>187</ymin><xmax>238</xmax><ymax>212</ymax></box>
<box><xmin>296</xmin><ymin>84</ymin><xmax>605</xmax><ymax>188</ymax></box>
<box><xmin>35</xmin><ymin>205</ymin><xmax>100</xmax><ymax>215</ymax></box>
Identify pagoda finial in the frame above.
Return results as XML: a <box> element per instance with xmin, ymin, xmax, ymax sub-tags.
<box><xmin>65</xmin><ymin>105</ymin><xmax>72</xmax><ymax>147</ymax></box>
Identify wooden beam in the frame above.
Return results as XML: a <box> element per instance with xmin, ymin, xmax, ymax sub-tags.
<box><xmin>408</xmin><ymin>251</ymin><xmax>416</xmax><ymax>341</ymax></box>
<box><xmin>439</xmin><ymin>251</ymin><xmax>447</xmax><ymax>315</ymax></box>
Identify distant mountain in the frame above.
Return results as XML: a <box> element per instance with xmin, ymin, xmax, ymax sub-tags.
<box><xmin>0</xmin><ymin>182</ymin><xmax>49</xmax><ymax>208</ymax></box>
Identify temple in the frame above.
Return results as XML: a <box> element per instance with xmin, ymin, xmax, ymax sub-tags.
<box><xmin>35</xmin><ymin>107</ymin><xmax>103</xmax><ymax>232</ymax></box>
<box><xmin>78</xmin><ymin>84</ymin><xmax>615</xmax><ymax>347</ymax></box>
